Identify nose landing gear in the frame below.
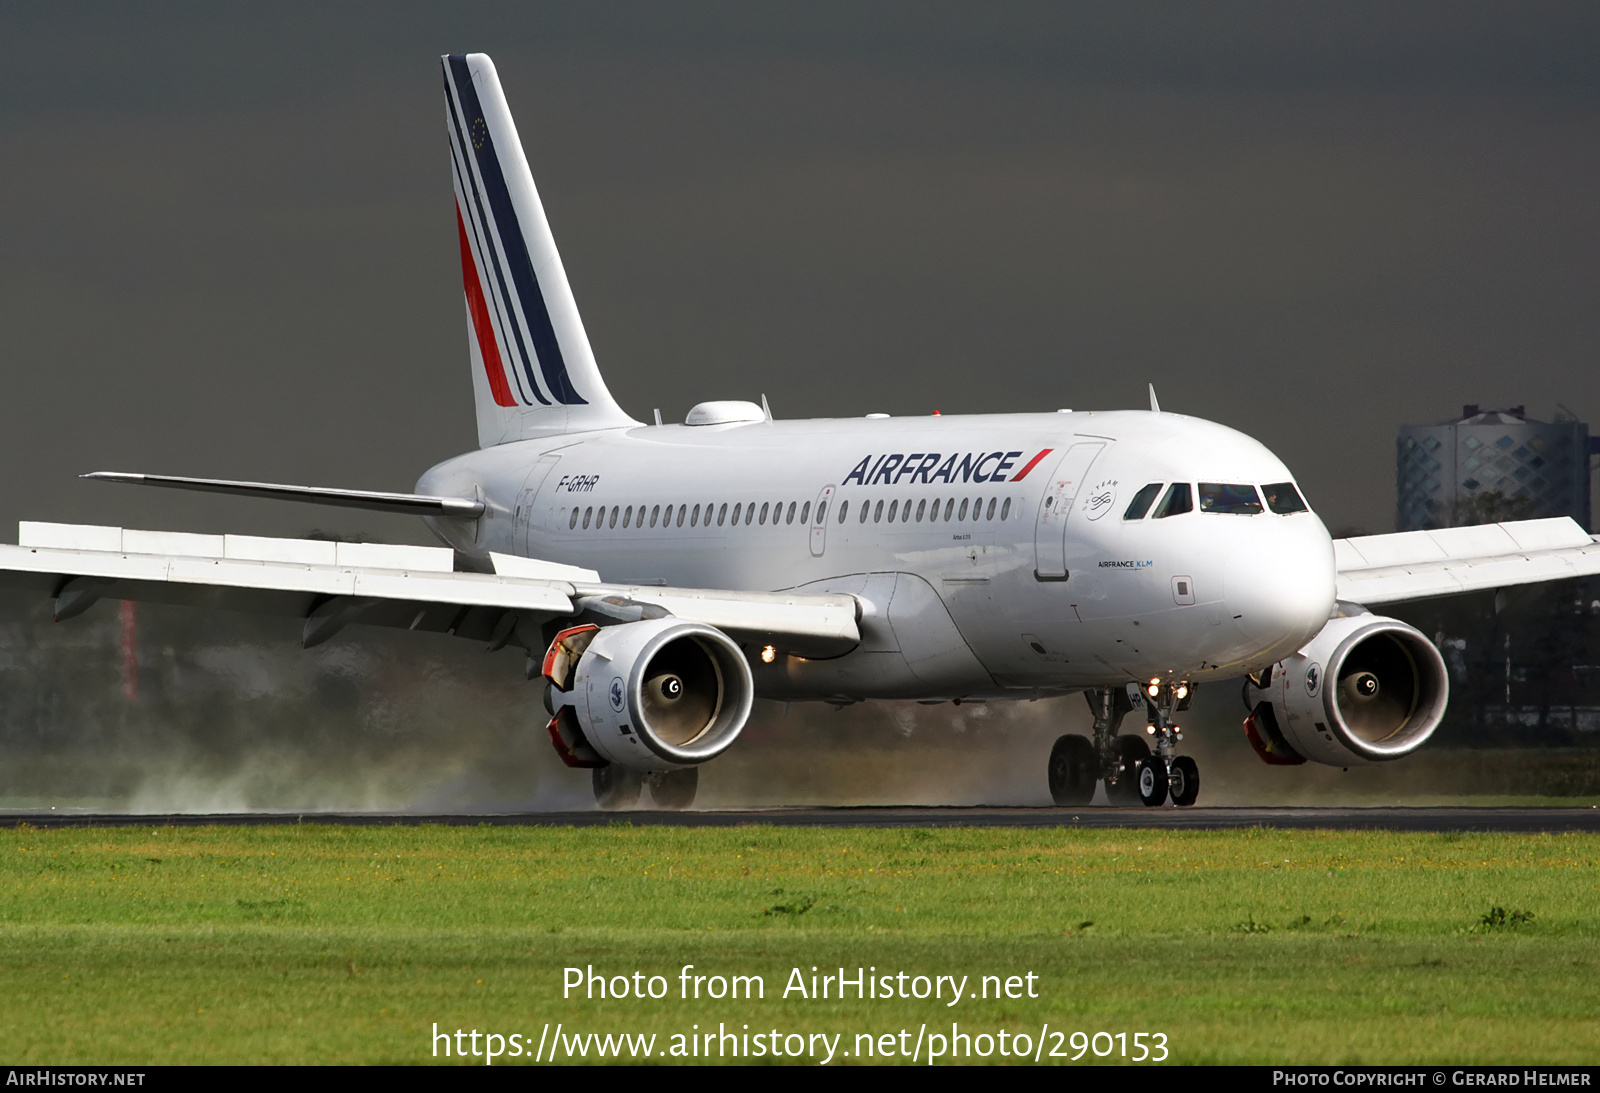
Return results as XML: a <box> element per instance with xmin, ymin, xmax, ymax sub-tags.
<box><xmin>1048</xmin><ymin>682</ymin><xmax>1200</xmax><ymax>807</ymax></box>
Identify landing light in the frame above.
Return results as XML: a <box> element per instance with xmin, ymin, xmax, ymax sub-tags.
<box><xmin>1145</xmin><ymin>725</ymin><xmax>1155</xmax><ymax>735</ymax></box>
<box><xmin>1176</xmin><ymin>684</ymin><xmax>1189</xmax><ymax>699</ymax></box>
<box><xmin>761</xmin><ymin>645</ymin><xmax>777</xmax><ymax>664</ymax></box>
<box><xmin>1146</xmin><ymin>683</ymin><xmax>1160</xmax><ymax>698</ymax></box>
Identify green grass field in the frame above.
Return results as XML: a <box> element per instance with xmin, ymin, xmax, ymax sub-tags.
<box><xmin>2</xmin><ymin>822</ymin><xmax>1596</xmax><ymax>1065</ymax></box>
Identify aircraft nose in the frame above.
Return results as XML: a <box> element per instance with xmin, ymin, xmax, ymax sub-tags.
<box><xmin>1223</xmin><ymin>522</ymin><xmax>1336</xmax><ymax>659</ymax></box>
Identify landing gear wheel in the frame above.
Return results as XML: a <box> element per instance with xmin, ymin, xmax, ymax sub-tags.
<box><xmin>648</xmin><ymin>768</ymin><xmax>699</xmax><ymax>810</ymax></box>
<box><xmin>592</xmin><ymin>764</ymin><xmax>642</xmax><ymax>810</ymax></box>
<box><xmin>1105</xmin><ymin>734</ymin><xmax>1150</xmax><ymax>805</ymax></box>
<box><xmin>1137</xmin><ymin>756</ymin><xmax>1169</xmax><ymax>807</ymax></box>
<box><xmin>1169</xmin><ymin>755</ymin><xmax>1200</xmax><ymax>807</ymax></box>
<box><xmin>1048</xmin><ymin>734</ymin><xmax>1097</xmax><ymax>806</ymax></box>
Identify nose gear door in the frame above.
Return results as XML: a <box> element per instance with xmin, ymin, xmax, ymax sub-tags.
<box><xmin>1033</xmin><ymin>442</ymin><xmax>1106</xmax><ymax>580</ymax></box>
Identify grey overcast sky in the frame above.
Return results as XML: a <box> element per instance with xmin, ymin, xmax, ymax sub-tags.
<box><xmin>2</xmin><ymin>2</ymin><xmax>1598</xmax><ymax>541</ymax></box>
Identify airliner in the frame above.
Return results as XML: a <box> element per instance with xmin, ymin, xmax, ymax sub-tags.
<box><xmin>3</xmin><ymin>54</ymin><xmax>1598</xmax><ymax>810</ymax></box>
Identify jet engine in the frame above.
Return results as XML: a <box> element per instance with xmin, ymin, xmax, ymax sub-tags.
<box><xmin>1241</xmin><ymin>612</ymin><xmax>1449</xmax><ymax>767</ymax></box>
<box><xmin>542</xmin><ymin>618</ymin><xmax>754</xmax><ymax>771</ymax></box>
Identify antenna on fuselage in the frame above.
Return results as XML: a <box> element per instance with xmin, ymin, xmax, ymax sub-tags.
<box><xmin>653</xmin><ymin>408</ymin><xmax>663</xmax><ymax>426</ymax></box>
<box><xmin>1148</xmin><ymin>384</ymin><xmax>1161</xmax><ymax>413</ymax></box>
<box><xmin>761</xmin><ymin>394</ymin><xmax>773</xmax><ymax>421</ymax></box>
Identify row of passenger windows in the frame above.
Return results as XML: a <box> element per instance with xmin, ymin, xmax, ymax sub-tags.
<box><xmin>1124</xmin><ymin>481</ymin><xmax>1308</xmax><ymax>520</ymax></box>
<box><xmin>566</xmin><ymin>494</ymin><xmax>1016</xmax><ymax>531</ymax></box>
<box><xmin>570</xmin><ymin>500</ymin><xmax>811</xmax><ymax>531</ymax></box>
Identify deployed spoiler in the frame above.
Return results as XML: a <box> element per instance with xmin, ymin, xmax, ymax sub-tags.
<box><xmin>83</xmin><ymin>472</ymin><xmax>485</xmax><ymax>518</ymax></box>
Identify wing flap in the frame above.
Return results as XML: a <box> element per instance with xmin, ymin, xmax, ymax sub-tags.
<box><xmin>572</xmin><ymin>582</ymin><xmax>861</xmax><ymax>656</ymax></box>
<box><xmin>0</xmin><ymin>522</ymin><xmax>860</xmax><ymax>656</ymax></box>
<box><xmin>1335</xmin><ymin>517</ymin><xmax>1600</xmax><ymax>605</ymax></box>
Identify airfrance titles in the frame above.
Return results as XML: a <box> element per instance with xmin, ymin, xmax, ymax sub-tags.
<box><xmin>841</xmin><ymin>449</ymin><xmax>1053</xmax><ymax>488</ymax></box>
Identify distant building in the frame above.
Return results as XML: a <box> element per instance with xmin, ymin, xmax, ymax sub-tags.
<box><xmin>1397</xmin><ymin>405</ymin><xmax>1598</xmax><ymax>532</ymax></box>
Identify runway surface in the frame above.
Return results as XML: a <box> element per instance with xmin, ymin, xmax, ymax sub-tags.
<box><xmin>4</xmin><ymin>806</ymin><xmax>1600</xmax><ymax>832</ymax></box>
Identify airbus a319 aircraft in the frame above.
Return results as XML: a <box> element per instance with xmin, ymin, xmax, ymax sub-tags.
<box><xmin>5</xmin><ymin>54</ymin><xmax>1599</xmax><ymax>810</ymax></box>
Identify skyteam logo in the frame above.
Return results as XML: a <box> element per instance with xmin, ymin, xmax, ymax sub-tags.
<box><xmin>1082</xmin><ymin>478</ymin><xmax>1118</xmax><ymax>520</ymax></box>
<box><xmin>609</xmin><ymin>676</ymin><xmax>626</xmax><ymax>712</ymax></box>
<box><xmin>842</xmin><ymin>449</ymin><xmax>1054</xmax><ymax>487</ymax></box>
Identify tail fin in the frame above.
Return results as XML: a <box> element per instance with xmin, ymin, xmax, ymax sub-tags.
<box><xmin>442</xmin><ymin>53</ymin><xmax>638</xmax><ymax>445</ymax></box>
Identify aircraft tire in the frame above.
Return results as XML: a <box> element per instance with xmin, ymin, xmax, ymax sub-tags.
<box><xmin>1137</xmin><ymin>756</ymin><xmax>1169</xmax><ymax>807</ymax></box>
<box><xmin>593</xmin><ymin>764</ymin><xmax>643</xmax><ymax>810</ymax></box>
<box><xmin>1169</xmin><ymin>755</ymin><xmax>1200</xmax><ymax>806</ymax></box>
<box><xmin>649</xmin><ymin>768</ymin><xmax>699</xmax><ymax>810</ymax></box>
<box><xmin>1047</xmin><ymin>734</ymin><xmax>1097</xmax><ymax>806</ymax></box>
<box><xmin>1106</xmin><ymin>735</ymin><xmax>1150</xmax><ymax>805</ymax></box>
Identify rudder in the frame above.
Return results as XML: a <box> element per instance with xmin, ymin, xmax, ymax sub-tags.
<box><xmin>443</xmin><ymin>53</ymin><xmax>638</xmax><ymax>445</ymax></box>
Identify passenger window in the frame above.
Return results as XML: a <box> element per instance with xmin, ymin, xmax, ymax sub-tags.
<box><xmin>1263</xmin><ymin>482</ymin><xmax>1309</xmax><ymax>514</ymax></box>
<box><xmin>676</xmin><ymin>505</ymin><xmax>686</xmax><ymax>528</ymax></box>
<box><xmin>1001</xmin><ymin>497</ymin><xmax>1011</xmax><ymax>520</ymax></box>
<box><xmin>1198</xmin><ymin>483</ymin><xmax>1263</xmax><ymax>514</ymax></box>
<box><xmin>944</xmin><ymin>498</ymin><xmax>955</xmax><ymax>521</ymax></box>
<box><xmin>916</xmin><ymin>499</ymin><xmax>927</xmax><ymax>522</ymax></box>
<box><xmin>800</xmin><ymin>502</ymin><xmax>810</xmax><ymax>524</ymax></box>
<box><xmin>816</xmin><ymin>501</ymin><xmax>827</xmax><ymax>524</ymax></box>
<box><xmin>986</xmin><ymin>498</ymin><xmax>997</xmax><ymax>520</ymax></box>
<box><xmin>873</xmin><ymin>500</ymin><xmax>884</xmax><ymax>523</ymax></box>
<box><xmin>786</xmin><ymin>501</ymin><xmax>798</xmax><ymax>524</ymax></box>
<box><xmin>971</xmin><ymin>497</ymin><xmax>982</xmax><ymax>520</ymax></box>
<box><xmin>718</xmin><ymin>502</ymin><xmax>728</xmax><ymax>526</ymax></box>
<box><xmin>569</xmin><ymin>508</ymin><xmax>579</xmax><ymax>529</ymax></box>
<box><xmin>958</xmin><ymin>499</ymin><xmax>969</xmax><ymax>520</ymax></box>
<box><xmin>888</xmin><ymin>499</ymin><xmax>899</xmax><ymax>522</ymax></box>
<box><xmin>930</xmin><ymin>497</ymin><xmax>941</xmax><ymax>520</ymax></box>
<box><xmin>859</xmin><ymin>499</ymin><xmax>870</xmax><ymax>524</ymax></box>
<box><xmin>731</xmin><ymin>502</ymin><xmax>741</xmax><ymax>525</ymax></box>
<box><xmin>690</xmin><ymin>504</ymin><xmax>700</xmax><ymax>527</ymax></box>
<box><xmin>745</xmin><ymin>502</ymin><xmax>756</xmax><ymax>525</ymax></box>
<box><xmin>1123</xmin><ymin>482</ymin><xmax>1163</xmax><ymax>520</ymax></box>
<box><xmin>583</xmin><ymin>506</ymin><xmax>593</xmax><ymax>529</ymax></box>
<box><xmin>838</xmin><ymin>499</ymin><xmax>849</xmax><ymax>523</ymax></box>
<box><xmin>1153</xmin><ymin>483</ymin><xmax>1192</xmax><ymax>518</ymax></box>
<box><xmin>650</xmin><ymin>504</ymin><xmax>660</xmax><ymax>527</ymax></box>
<box><xmin>759</xmin><ymin>502</ymin><xmax>769</xmax><ymax>525</ymax></box>
<box><xmin>608</xmin><ymin>507</ymin><xmax>618</xmax><ymax>529</ymax></box>
<box><xmin>623</xmin><ymin>505</ymin><xmax>633</xmax><ymax>527</ymax></box>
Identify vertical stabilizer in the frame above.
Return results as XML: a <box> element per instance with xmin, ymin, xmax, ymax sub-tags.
<box><xmin>443</xmin><ymin>53</ymin><xmax>639</xmax><ymax>445</ymax></box>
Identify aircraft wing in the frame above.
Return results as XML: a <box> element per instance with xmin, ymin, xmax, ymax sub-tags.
<box><xmin>1335</xmin><ymin>516</ymin><xmax>1600</xmax><ymax>606</ymax></box>
<box><xmin>0</xmin><ymin>522</ymin><xmax>860</xmax><ymax>657</ymax></box>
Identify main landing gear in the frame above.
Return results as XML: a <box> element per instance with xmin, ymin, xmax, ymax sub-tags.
<box><xmin>592</xmin><ymin>766</ymin><xmax>699</xmax><ymax>811</ymax></box>
<box><xmin>1047</xmin><ymin>682</ymin><xmax>1200</xmax><ymax>807</ymax></box>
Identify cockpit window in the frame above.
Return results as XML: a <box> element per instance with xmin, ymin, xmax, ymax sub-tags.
<box><xmin>1152</xmin><ymin>482</ymin><xmax>1193</xmax><ymax>518</ymax></box>
<box><xmin>1123</xmin><ymin>482</ymin><xmax>1164</xmax><ymax>520</ymax></box>
<box><xmin>1198</xmin><ymin>483</ymin><xmax>1263</xmax><ymax>514</ymax></box>
<box><xmin>1262</xmin><ymin>482</ymin><xmax>1309</xmax><ymax>514</ymax></box>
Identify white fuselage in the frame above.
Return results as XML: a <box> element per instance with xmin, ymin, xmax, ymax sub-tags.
<box><xmin>417</xmin><ymin>409</ymin><xmax>1336</xmax><ymax>701</ymax></box>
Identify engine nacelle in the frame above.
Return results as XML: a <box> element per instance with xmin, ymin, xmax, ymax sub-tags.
<box><xmin>546</xmin><ymin>618</ymin><xmax>754</xmax><ymax>772</ymax></box>
<box><xmin>1242</xmin><ymin>612</ymin><xmax>1449</xmax><ymax>766</ymax></box>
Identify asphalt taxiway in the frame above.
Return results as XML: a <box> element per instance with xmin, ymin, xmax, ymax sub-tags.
<box><xmin>3</xmin><ymin>806</ymin><xmax>1598</xmax><ymax>832</ymax></box>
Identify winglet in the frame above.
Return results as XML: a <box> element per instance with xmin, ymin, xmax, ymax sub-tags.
<box><xmin>1148</xmin><ymin>384</ymin><xmax>1161</xmax><ymax>413</ymax></box>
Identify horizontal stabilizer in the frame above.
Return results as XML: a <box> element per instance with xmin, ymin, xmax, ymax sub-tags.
<box><xmin>83</xmin><ymin>472</ymin><xmax>485</xmax><ymax>518</ymax></box>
